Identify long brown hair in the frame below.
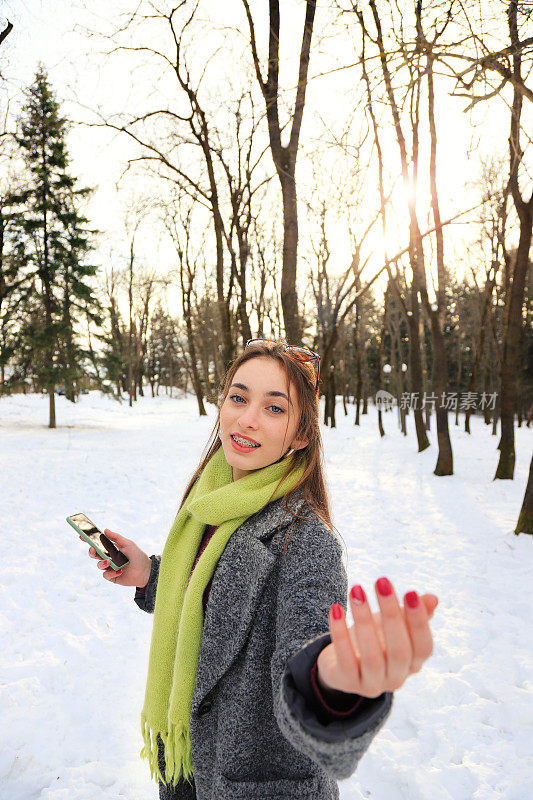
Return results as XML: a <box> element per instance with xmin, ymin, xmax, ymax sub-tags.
<box><xmin>177</xmin><ymin>340</ymin><xmax>345</xmax><ymax>560</ymax></box>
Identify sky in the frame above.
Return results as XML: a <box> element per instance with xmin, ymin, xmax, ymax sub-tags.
<box><xmin>0</xmin><ymin>0</ymin><xmax>525</xmax><ymax>321</ymax></box>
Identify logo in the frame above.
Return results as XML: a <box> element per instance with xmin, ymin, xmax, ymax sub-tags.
<box><xmin>375</xmin><ymin>390</ymin><xmax>396</xmax><ymax>410</ymax></box>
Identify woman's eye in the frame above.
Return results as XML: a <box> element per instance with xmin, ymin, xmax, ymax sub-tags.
<box><xmin>229</xmin><ymin>395</ymin><xmax>284</xmax><ymax>414</ymax></box>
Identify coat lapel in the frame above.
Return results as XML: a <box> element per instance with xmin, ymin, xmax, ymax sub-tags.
<box><xmin>192</xmin><ymin>495</ymin><xmax>303</xmax><ymax>714</ymax></box>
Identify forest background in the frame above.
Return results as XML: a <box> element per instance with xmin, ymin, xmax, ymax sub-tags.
<box><xmin>0</xmin><ymin>0</ymin><xmax>532</xmax><ymax>527</ymax></box>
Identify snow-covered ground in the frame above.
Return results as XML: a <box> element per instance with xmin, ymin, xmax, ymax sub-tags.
<box><xmin>1</xmin><ymin>390</ymin><xmax>531</xmax><ymax>800</ymax></box>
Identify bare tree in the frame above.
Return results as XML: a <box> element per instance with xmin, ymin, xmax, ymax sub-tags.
<box><xmin>494</xmin><ymin>2</ymin><xmax>533</xmax><ymax>478</ymax></box>
<box><xmin>102</xmin><ymin>264</ymin><xmax>127</xmax><ymax>398</ymax></box>
<box><xmin>428</xmin><ymin>0</ymin><xmax>533</xmax><ymax>477</ymax></box>
<box><xmin>248</xmin><ymin>211</ymin><xmax>284</xmax><ymax>339</ymax></box>
<box><xmin>241</xmin><ymin>0</ymin><xmax>317</xmax><ymax>342</ymax></box>
<box><xmin>212</xmin><ymin>89</ymin><xmax>274</xmax><ymax>347</ymax></box>
<box><xmin>122</xmin><ymin>202</ymin><xmax>148</xmax><ymax>407</ymax></box>
<box><xmin>162</xmin><ymin>196</ymin><xmax>207</xmax><ymax>416</ymax></box>
<box><xmin>307</xmin><ymin>171</ymin><xmax>384</xmax><ymax>427</ymax></box>
<box><xmin>464</xmin><ymin>162</ymin><xmax>506</xmax><ymax>433</ymax></box>
<box><xmin>356</xmin><ymin>6</ymin><xmax>432</xmax><ymax>456</ymax></box>
<box><xmin>78</xmin><ymin>4</ymin><xmax>269</xmax><ymax>373</ymax></box>
<box><xmin>133</xmin><ymin>268</ymin><xmax>159</xmax><ymax>398</ymax></box>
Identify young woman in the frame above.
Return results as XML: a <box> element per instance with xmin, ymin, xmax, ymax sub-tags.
<box><xmin>84</xmin><ymin>339</ymin><xmax>438</xmax><ymax>800</ymax></box>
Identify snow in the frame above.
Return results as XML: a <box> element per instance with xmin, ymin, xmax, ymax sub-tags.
<box><xmin>1</xmin><ymin>390</ymin><xmax>532</xmax><ymax>800</ymax></box>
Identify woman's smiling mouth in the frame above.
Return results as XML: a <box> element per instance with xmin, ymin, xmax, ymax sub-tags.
<box><xmin>231</xmin><ymin>433</ymin><xmax>261</xmax><ymax>452</ymax></box>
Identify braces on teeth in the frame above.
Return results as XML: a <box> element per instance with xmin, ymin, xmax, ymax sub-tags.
<box><xmin>232</xmin><ymin>435</ymin><xmax>260</xmax><ymax>447</ymax></box>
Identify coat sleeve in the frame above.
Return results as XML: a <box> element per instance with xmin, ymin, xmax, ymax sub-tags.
<box><xmin>134</xmin><ymin>555</ymin><xmax>161</xmax><ymax>613</ymax></box>
<box><xmin>295</xmin><ymin>635</ymin><xmax>365</xmax><ymax>719</ymax></box>
<box><xmin>270</xmin><ymin>516</ymin><xmax>394</xmax><ymax>780</ymax></box>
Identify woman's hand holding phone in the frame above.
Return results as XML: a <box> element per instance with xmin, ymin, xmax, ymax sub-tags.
<box><xmin>80</xmin><ymin>528</ymin><xmax>152</xmax><ymax>588</ymax></box>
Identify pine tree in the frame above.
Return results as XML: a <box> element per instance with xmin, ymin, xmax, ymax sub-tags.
<box><xmin>0</xmin><ymin>197</ymin><xmax>35</xmax><ymax>389</ymax></box>
<box><xmin>4</xmin><ymin>63</ymin><xmax>102</xmax><ymax>426</ymax></box>
<box><xmin>97</xmin><ymin>306</ymin><xmax>128</xmax><ymax>400</ymax></box>
<box><xmin>55</xmin><ymin>198</ymin><xmax>103</xmax><ymax>402</ymax></box>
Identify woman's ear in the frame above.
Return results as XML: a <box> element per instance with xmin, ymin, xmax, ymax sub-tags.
<box><xmin>291</xmin><ymin>436</ymin><xmax>309</xmax><ymax>451</ymax></box>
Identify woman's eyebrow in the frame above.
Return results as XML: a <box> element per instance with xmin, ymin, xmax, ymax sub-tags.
<box><xmin>230</xmin><ymin>382</ymin><xmax>290</xmax><ymax>402</ymax></box>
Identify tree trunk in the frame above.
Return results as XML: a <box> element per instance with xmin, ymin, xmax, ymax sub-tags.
<box><xmin>180</xmin><ymin>260</ymin><xmax>206</xmax><ymax>417</ymax></box>
<box><xmin>236</xmin><ymin>266</ymin><xmax>253</xmax><ymax>346</ymax></box>
<box><xmin>321</xmin><ymin>326</ymin><xmax>339</xmax><ymax>427</ymax></box>
<box><xmin>388</xmin><ymin>307</ymin><xmax>407</xmax><ymax>435</ymax></box>
<box><xmin>495</xmin><ymin>3</ymin><xmax>533</xmax><ymax>479</ymax></box>
<box><xmin>515</xmin><ymin>455</ymin><xmax>533</xmax><ymax>535</ymax></box>
<box><xmin>213</xmin><ymin>204</ymin><xmax>234</xmax><ymax>372</ymax></box>
<box><xmin>48</xmin><ymin>385</ymin><xmax>56</xmax><ymax>428</ymax></box>
<box><xmin>495</xmin><ymin>213</ymin><xmax>532</xmax><ymax>477</ymax></box>
<box><xmin>354</xmin><ymin>324</ymin><xmax>362</xmax><ymax>427</ymax></box>
<box><xmin>407</xmin><ymin>302</ymin><xmax>430</xmax><ymax>451</ymax></box>
<box><xmin>42</xmin><ymin>161</ymin><xmax>56</xmax><ymax>428</ymax></box>
<box><xmin>367</xmin><ymin>0</ymin><xmax>429</xmax><ymax>453</ymax></box>
<box><xmin>492</xmin><ymin>399</ymin><xmax>499</xmax><ymax>437</ymax></box>
<box><xmin>482</xmin><ymin>367</ymin><xmax>491</xmax><ymax>424</ymax></box>
<box><xmin>376</xmin><ymin>320</ymin><xmax>386</xmax><ymax>437</ymax></box>
<box><xmin>466</xmin><ymin>270</ymin><xmax>495</xmax><ymax>433</ymax></box>
<box><xmin>455</xmin><ymin>339</ymin><xmax>462</xmax><ymax>426</ymax></box>
<box><xmin>420</xmin><ymin>318</ymin><xmax>431</xmax><ymax>431</ymax></box>
<box><xmin>425</xmin><ymin>47</ymin><xmax>451</xmax><ymax>467</ymax></box>
<box><xmin>329</xmin><ymin>367</ymin><xmax>336</xmax><ymax>428</ymax></box>
<box><xmin>430</xmin><ymin>314</ymin><xmax>453</xmax><ymax>474</ymax></box>
<box><xmin>279</xmin><ymin>171</ymin><xmax>301</xmax><ymax>343</ymax></box>
<box><xmin>186</xmin><ymin>322</ymin><xmax>206</xmax><ymax>416</ymax></box>
<box><xmin>43</xmin><ymin>280</ymin><xmax>56</xmax><ymax>428</ymax></box>
<box><xmin>323</xmin><ymin>373</ymin><xmax>330</xmax><ymax>426</ymax></box>
<box><xmin>243</xmin><ymin>0</ymin><xmax>316</xmax><ymax>343</ymax></box>
<box><xmin>341</xmin><ymin>340</ymin><xmax>348</xmax><ymax>416</ymax></box>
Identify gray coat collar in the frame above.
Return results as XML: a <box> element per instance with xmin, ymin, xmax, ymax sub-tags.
<box><xmin>235</xmin><ymin>490</ymin><xmax>308</xmax><ymax>541</ymax></box>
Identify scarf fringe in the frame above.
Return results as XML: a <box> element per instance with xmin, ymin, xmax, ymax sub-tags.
<box><xmin>140</xmin><ymin>714</ymin><xmax>194</xmax><ymax>789</ymax></box>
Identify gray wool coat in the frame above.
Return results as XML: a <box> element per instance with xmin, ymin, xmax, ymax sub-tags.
<box><xmin>135</xmin><ymin>492</ymin><xmax>394</xmax><ymax>800</ymax></box>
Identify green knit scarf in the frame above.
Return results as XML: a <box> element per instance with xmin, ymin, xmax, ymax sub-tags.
<box><xmin>139</xmin><ymin>444</ymin><xmax>305</xmax><ymax>789</ymax></box>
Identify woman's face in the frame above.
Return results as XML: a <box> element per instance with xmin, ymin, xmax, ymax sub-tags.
<box><xmin>219</xmin><ymin>356</ymin><xmax>308</xmax><ymax>481</ymax></box>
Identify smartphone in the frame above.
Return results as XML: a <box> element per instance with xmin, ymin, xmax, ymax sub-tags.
<box><xmin>67</xmin><ymin>513</ymin><xmax>130</xmax><ymax>571</ymax></box>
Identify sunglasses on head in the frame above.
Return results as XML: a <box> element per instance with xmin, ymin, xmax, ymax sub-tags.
<box><xmin>245</xmin><ymin>338</ymin><xmax>321</xmax><ymax>392</ymax></box>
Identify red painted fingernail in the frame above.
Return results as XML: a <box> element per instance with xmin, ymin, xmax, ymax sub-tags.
<box><xmin>376</xmin><ymin>576</ymin><xmax>392</xmax><ymax>596</ymax></box>
<box><xmin>331</xmin><ymin>603</ymin><xmax>342</xmax><ymax>620</ymax></box>
<box><xmin>405</xmin><ymin>591</ymin><xmax>419</xmax><ymax>608</ymax></box>
<box><xmin>350</xmin><ymin>585</ymin><xmax>366</xmax><ymax>604</ymax></box>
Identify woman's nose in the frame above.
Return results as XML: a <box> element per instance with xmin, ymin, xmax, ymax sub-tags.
<box><xmin>238</xmin><ymin>405</ymin><xmax>260</xmax><ymax>428</ymax></box>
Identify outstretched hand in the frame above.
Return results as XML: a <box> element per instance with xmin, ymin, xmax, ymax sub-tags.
<box><xmin>316</xmin><ymin>577</ymin><xmax>438</xmax><ymax>698</ymax></box>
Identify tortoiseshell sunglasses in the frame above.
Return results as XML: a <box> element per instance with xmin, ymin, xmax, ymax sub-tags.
<box><xmin>245</xmin><ymin>338</ymin><xmax>321</xmax><ymax>392</ymax></box>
